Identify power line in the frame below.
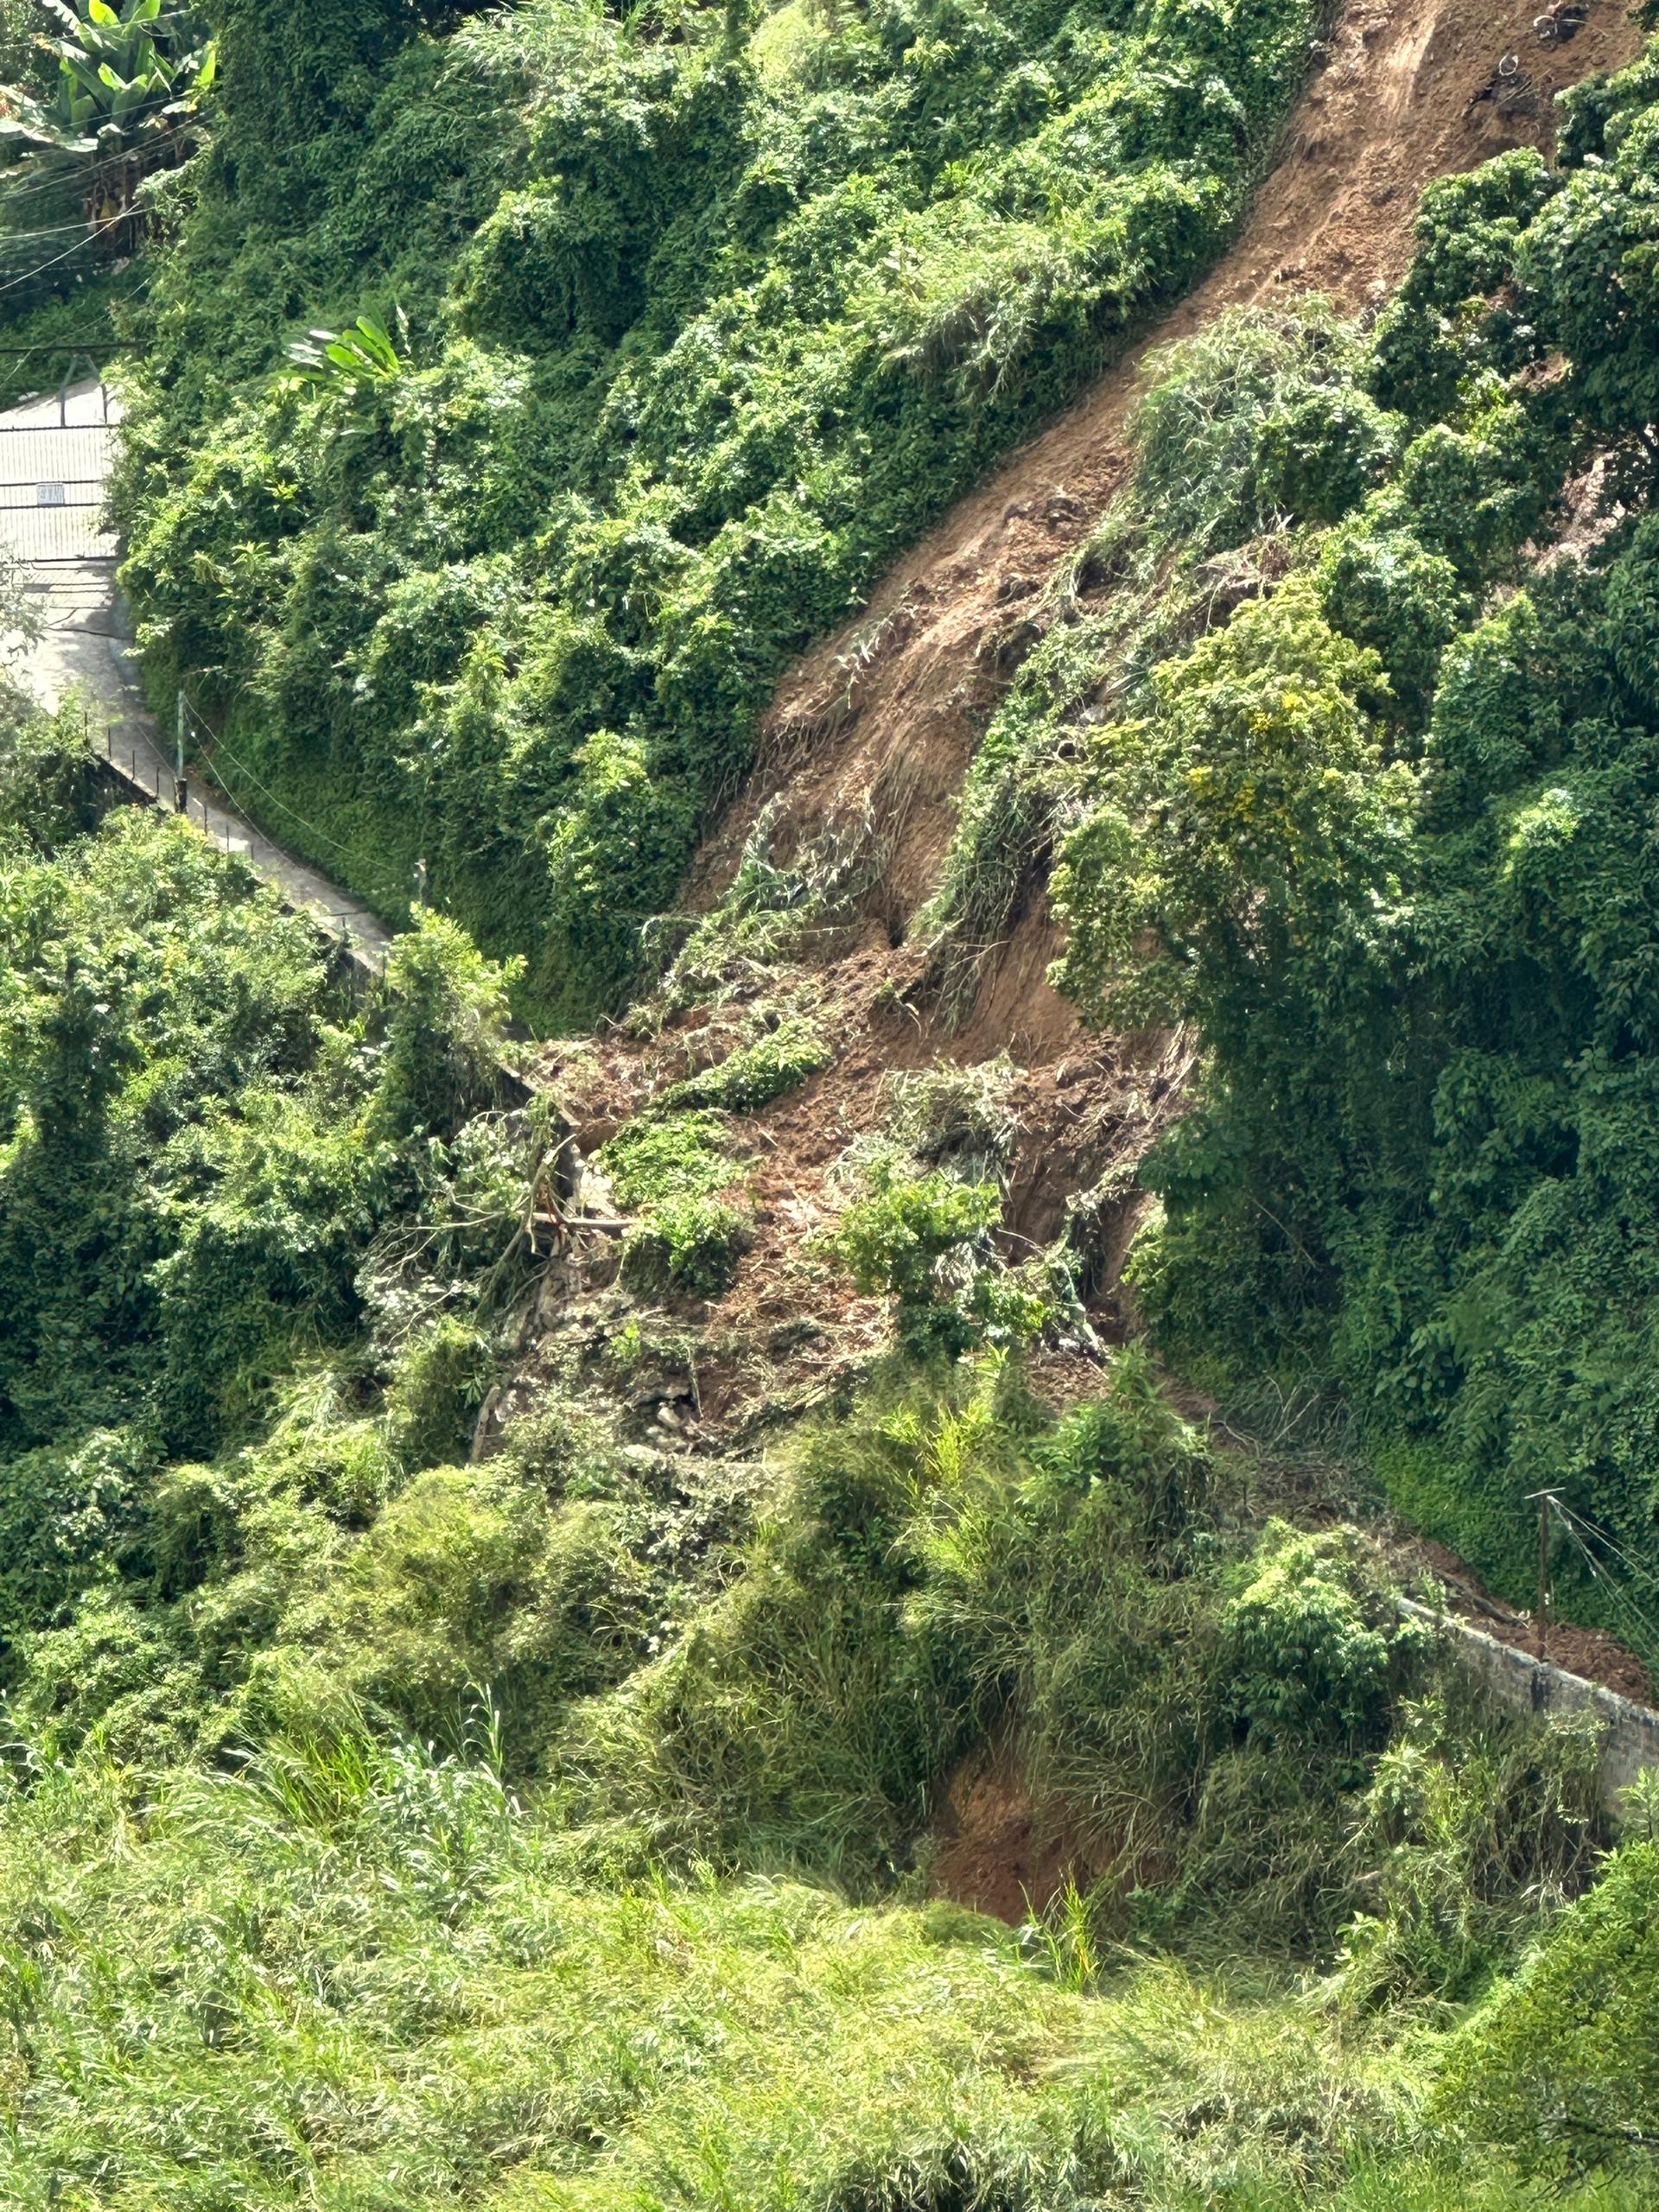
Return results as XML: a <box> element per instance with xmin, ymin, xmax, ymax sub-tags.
<box><xmin>0</xmin><ymin>88</ymin><xmax>213</xmax><ymax>200</ymax></box>
<box><xmin>1553</xmin><ymin>1497</ymin><xmax>1659</xmax><ymax>1616</ymax></box>
<box><xmin>2</xmin><ymin>114</ymin><xmax>202</xmax><ymax>192</ymax></box>
<box><xmin>179</xmin><ymin>687</ymin><xmax>359</xmax><ymax>860</ymax></box>
<box><xmin>0</xmin><ymin>217</ymin><xmax>106</xmax><ymax>246</ymax></box>
<box><xmin>1543</xmin><ymin>1499</ymin><xmax>1659</xmax><ymax>1657</ymax></box>
<box><xmin>0</xmin><ymin>216</ymin><xmax>127</xmax><ymax>298</ymax></box>
<box><xmin>1551</xmin><ymin>1510</ymin><xmax>1659</xmax><ymax>1657</ymax></box>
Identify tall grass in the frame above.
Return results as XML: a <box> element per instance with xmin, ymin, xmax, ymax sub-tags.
<box><xmin>0</xmin><ymin>1726</ymin><xmax>1637</xmax><ymax>2212</ymax></box>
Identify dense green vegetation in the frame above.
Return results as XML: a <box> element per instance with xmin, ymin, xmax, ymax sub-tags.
<box><xmin>105</xmin><ymin>0</ymin><xmax>1319</xmax><ymax>1021</ymax></box>
<box><xmin>0</xmin><ymin>1723</ymin><xmax>1645</xmax><ymax>2212</ymax></box>
<box><xmin>0</xmin><ymin>701</ymin><xmax>1653</xmax><ymax>2201</ymax></box>
<box><xmin>916</xmin><ymin>41</ymin><xmax>1659</xmax><ymax>1656</ymax></box>
<box><xmin>1</xmin><ymin>1730</ymin><xmax>1650</xmax><ymax>2211</ymax></box>
<box><xmin>3</xmin><ymin>0</ymin><xmax>1659</xmax><ymax>2198</ymax></box>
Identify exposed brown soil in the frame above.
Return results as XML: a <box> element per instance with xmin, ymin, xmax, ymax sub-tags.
<box><xmin>927</xmin><ymin>1746</ymin><xmax>1083</xmax><ymax>1924</ymax></box>
<box><xmin>502</xmin><ymin>0</ymin><xmax>1655</xmax><ymax>1942</ymax></box>
<box><xmin>537</xmin><ymin>0</ymin><xmax>1642</xmax><ymax>1449</ymax></box>
<box><xmin>689</xmin><ymin>0</ymin><xmax>1641</xmax><ymax>993</ymax></box>
<box><xmin>524</xmin><ymin>931</ymin><xmax>1192</xmax><ymax>1443</ymax></box>
<box><xmin>1409</xmin><ymin>1537</ymin><xmax>1656</xmax><ymax>1704</ymax></box>
<box><xmin>517</xmin><ymin>0</ymin><xmax>1640</xmax><ymax>1453</ymax></box>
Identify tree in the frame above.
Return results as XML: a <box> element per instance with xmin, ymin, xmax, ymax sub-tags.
<box><xmin>1052</xmin><ymin>575</ymin><xmax>1412</xmax><ymax>1044</ymax></box>
<box><xmin>375</xmin><ymin>912</ymin><xmax>523</xmax><ymax>1143</ymax></box>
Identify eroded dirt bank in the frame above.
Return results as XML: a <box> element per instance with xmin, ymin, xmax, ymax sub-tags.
<box><xmin>507</xmin><ymin>0</ymin><xmax>1649</xmax><ymax>1852</ymax></box>
<box><xmin>694</xmin><ymin>0</ymin><xmax>1639</xmax><ymax>956</ymax></box>
<box><xmin>526</xmin><ymin>0</ymin><xmax>1638</xmax><ymax>1436</ymax></box>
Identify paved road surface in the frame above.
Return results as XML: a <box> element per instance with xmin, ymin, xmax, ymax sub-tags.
<box><xmin>1</xmin><ymin>379</ymin><xmax>391</xmax><ymax>973</ymax></box>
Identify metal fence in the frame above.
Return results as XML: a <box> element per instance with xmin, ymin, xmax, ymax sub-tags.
<box><xmin>0</xmin><ymin>416</ymin><xmax>117</xmax><ymax>566</ymax></box>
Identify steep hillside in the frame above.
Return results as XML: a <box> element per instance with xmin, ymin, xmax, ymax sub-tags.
<box><xmin>709</xmin><ymin>0</ymin><xmax>1639</xmax><ymax>974</ymax></box>
<box><xmin>110</xmin><ymin>0</ymin><xmax>1319</xmax><ymax>1025</ymax></box>
<box><xmin>3</xmin><ymin>0</ymin><xmax>1659</xmax><ymax>2204</ymax></box>
<box><xmin>507</xmin><ymin>0</ymin><xmax>1646</xmax><ymax>1499</ymax></box>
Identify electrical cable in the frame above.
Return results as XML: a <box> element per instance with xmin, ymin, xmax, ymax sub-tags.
<box><xmin>178</xmin><ymin>687</ymin><xmax>359</xmax><ymax>859</ymax></box>
<box><xmin>0</xmin><ymin>217</ymin><xmax>127</xmax><ymax>298</ymax></box>
<box><xmin>0</xmin><ymin>218</ymin><xmax>105</xmax><ymax>245</ymax></box>
<box><xmin>1552</xmin><ymin>1498</ymin><xmax>1659</xmax><ymax>1611</ymax></box>
<box><xmin>0</xmin><ymin>86</ymin><xmax>213</xmax><ymax>200</ymax></box>
<box><xmin>1550</xmin><ymin>1500</ymin><xmax>1659</xmax><ymax>1618</ymax></box>
<box><xmin>0</xmin><ymin>162</ymin><xmax>99</xmax><ymax>203</ymax></box>
<box><xmin>1548</xmin><ymin>1505</ymin><xmax>1659</xmax><ymax>1657</ymax></box>
<box><xmin>2</xmin><ymin>103</ymin><xmax>206</xmax><ymax>188</ymax></box>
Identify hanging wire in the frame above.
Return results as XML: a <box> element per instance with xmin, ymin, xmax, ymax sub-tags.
<box><xmin>178</xmin><ymin>686</ymin><xmax>359</xmax><ymax>859</ymax></box>
<box><xmin>1548</xmin><ymin>1503</ymin><xmax>1659</xmax><ymax>1659</ymax></box>
<box><xmin>0</xmin><ymin>217</ymin><xmax>128</xmax><ymax>299</ymax></box>
<box><xmin>1</xmin><ymin>108</ymin><xmax>207</xmax><ymax>194</ymax></box>
<box><xmin>0</xmin><ymin>161</ymin><xmax>100</xmax><ymax>205</ymax></box>
<box><xmin>0</xmin><ymin>85</ymin><xmax>214</xmax><ymax>204</ymax></box>
<box><xmin>1552</xmin><ymin>1497</ymin><xmax>1659</xmax><ymax>1611</ymax></box>
<box><xmin>0</xmin><ymin>217</ymin><xmax>106</xmax><ymax>246</ymax></box>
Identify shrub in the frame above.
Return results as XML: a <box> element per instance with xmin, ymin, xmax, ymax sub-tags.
<box><xmin>835</xmin><ymin>1161</ymin><xmax>1002</xmax><ymax>1359</ymax></box>
<box><xmin>620</xmin><ymin>1193</ymin><xmax>750</xmax><ymax>1300</ymax></box>
<box><xmin>1044</xmin><ymin>48</ymin><xmax>1659</xmax><ymax>1638</ymax></box>
<box><xmin>384</xmin><ymin>1316</ymin><xmax>495</xmax><ymax>1472</ymax></box>
<box><xmin>1437</xmin><ymin>1841</ymin><xmax>1659</xmax><ymax>2178</ymax></box>
<box><xmin>657</xmin><ymin>1017</ymin><xmax>831</xmax><ymax>1114</ymax></box>
<box><xmin>1218</xmin><ymin>1525</ymin><xmax>1424</xmax><ymax>1746</ymax></box>
<box><xmin>111</xmin><ymin>0</ymin><xmax>1319</xmax><ymax>1020</ymax></box>
<box><xmin>596</xmin><ymin>1109</ymin><xmax>734</xmax><ymax>1210</ymax></box>
<box><xmin>598</xmin><ymin>1107</ymin><xmax>751</xmax><ymax>1297</ymax></box>
<box><xmin>375</xmin><ymin>912</ymin><xmax>522</xmax><ymax>1142</ymax></box>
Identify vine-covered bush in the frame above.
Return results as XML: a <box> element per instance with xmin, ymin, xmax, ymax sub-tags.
<box><xmin>1218</xmin><ymin>1525</ymin><xmax>1421</xmax><ymax>1746</ymax></box>
<box><xmin>1437</xmin><ymin>1840</ymin><xmax>1659</xmax><ymax>2178</ymax></box>
<box><xmin>112</xmin><ymin>0</ymin><xmax>1318</xmax><ymax>1024</ymax></box>
<box><xmin>0</xmin><ymin>708</ymin><xmax>525</xmax><ymax>1692</ymax></box>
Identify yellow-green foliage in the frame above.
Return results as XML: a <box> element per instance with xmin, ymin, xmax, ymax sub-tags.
<box><xmin>1218</xmin><ymin>1523</ymin><xmax>1424</xmax><ymax>1745</ymax></box>
<box><xmin>596</xmin><ymin>1109</ymin><xmax>750</xmax><ymax>1299</ymax></box>
<box><xmin>835</xmin><ymin>1160</ymin><xmax>1004</xmax><ymax>1357</ymax></box>
<box><xmin>655</xmin><ymin>1015</ymin><xmax>830</xmax><ymax>1114</ymax></box>
<box><xmin>569</xmin><ymin>1357</ymin><xmax>1605</xmax><ymax>1980</ymax></box>
<box><xmin>0</xmin><ymin>1724</ymin><xmax>1643</xmax><ymax>2210</ymax></box>
<box><xmin>377</xmin><ymin>911</ymin><xmax>522</xmax><ymax>1141</ymax></box>
<box><xmin>1436</xmin><ymin>1841</ymin><xmax>1659</xmax><ymax>2181</ymax></box>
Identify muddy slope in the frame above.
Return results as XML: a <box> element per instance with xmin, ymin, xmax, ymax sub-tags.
<box><xmin>694</xmin><ymin>0</ymin><xmax>1640</xmax><ymax>964</ymax></box>
<box><xmin>523</xmin><ymin>0</ymin><xmax>1639</xmax><ymax>1459</ymax></box>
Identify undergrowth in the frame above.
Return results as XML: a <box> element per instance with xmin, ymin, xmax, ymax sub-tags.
<box><xmin>0</xmin><ymin>1721</ymin><xmax>1642</xmax><ymax>2212</ymax></box>
<box><xmin>0</xmin><ymin>707</ymin><xmax>1654</xmax><ymax>2199</ymax></box>
<box><xmin>3</xmin><ymin>15</ymin><xmax>1659</xmax><ymax>2196</ymax></box>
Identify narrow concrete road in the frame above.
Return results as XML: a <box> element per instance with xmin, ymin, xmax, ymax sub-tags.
<box><xmin>1</xmin><ymin>379</ymin><xmax>391</xmax><ymax>973</ymax></box>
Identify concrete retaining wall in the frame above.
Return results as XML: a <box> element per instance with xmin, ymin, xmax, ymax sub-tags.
<box><xmin>1403</xmin><ymin>1599</ymin><xmax>1659</xmax><ymax>1821</ymax></box>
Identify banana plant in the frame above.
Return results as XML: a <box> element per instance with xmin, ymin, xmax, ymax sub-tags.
<box><xmin>284</xmin><ymin>315</ymin><xmax>406</xmax><ymax>396</ymax></box>
<box><xmin>0</xmin><ymin>0</ymin><xmax>216</xmax><ymax>157</ymax></box>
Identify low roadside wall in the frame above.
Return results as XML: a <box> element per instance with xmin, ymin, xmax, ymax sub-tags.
<box><xmin>1403</xmin><ymin>1599</ymin><xmax>1659</xmax><ymax>1821</ymax></box>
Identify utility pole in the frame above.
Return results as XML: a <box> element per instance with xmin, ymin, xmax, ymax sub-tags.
<box><xmin>1525</xmin><ymin>1490</ymin><xmax>1560</xmax><ymax>1660</ymax></box>
<box><xmin>174</xmin><ymin>696</ymin><xmax>188</xmax><ymax>815</ymax></box>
